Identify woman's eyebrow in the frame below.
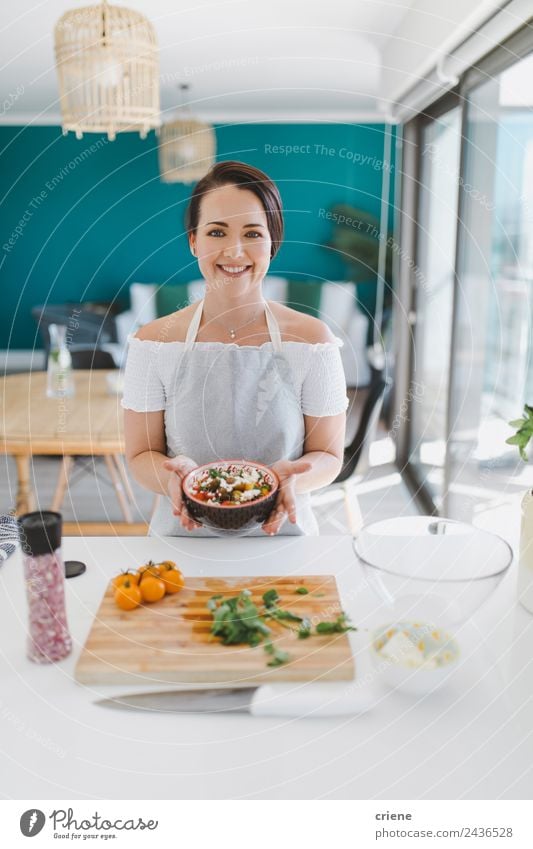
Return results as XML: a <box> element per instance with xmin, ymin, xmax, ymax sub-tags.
<box><xmin>204</xmin><ymin>221</ymin><xmax>266</xmax><ymax>228</ymax></box>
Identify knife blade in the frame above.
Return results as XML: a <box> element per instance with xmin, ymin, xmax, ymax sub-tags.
<box><xmin>97</xmin><ymin>688</ymin><xmax>255</xmax><ymax>714</ymax></box>
<box><xmin>96</xmin><ymin>682</ymin><xmax>375</xmax><ymax>718</ymax></box>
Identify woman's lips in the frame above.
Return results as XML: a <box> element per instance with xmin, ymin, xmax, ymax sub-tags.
<box><xmin>216</xmin><ymin>264</ymin><xmax>252</xmax><ymax>278</ymax></box>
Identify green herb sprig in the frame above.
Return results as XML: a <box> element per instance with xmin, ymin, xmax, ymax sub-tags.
<box><xmin>207</xmin><ymin>588</ymin><xmax>357</xmax><ymax>667</ymax></box>
<box><xmin>316</xmin><ymin>613</ymin><xmax>356</xmax><ymax>634</ymax></box>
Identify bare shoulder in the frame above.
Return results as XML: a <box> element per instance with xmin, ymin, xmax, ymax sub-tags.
<box><xmin>133</xmin><ymin>302</ymin><xmax>198</xmax><ymax>343</ymax></box>
<box><xmin>268</xmin><ymin>302</ymin><xmax>336</xmax><ymax>344</ymax></box>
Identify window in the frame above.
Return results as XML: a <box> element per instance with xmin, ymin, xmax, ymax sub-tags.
<box><xmin>408</xmin><ymin>108</ymin><xmax>461</xmax><ymax>508</ymax></box>
<box><xmin>445</xmin><ymin>53</ymin><xmax>533</xmax><ymax>518</ymax></box>
<box><xmin>401</xmin><ymin>42</ymin><xmax>533</xmax><ymax>520</ymax></box>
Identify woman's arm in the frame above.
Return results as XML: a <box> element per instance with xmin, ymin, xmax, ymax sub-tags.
<box><xmin>295</xmin><ymin>412</ymin><xmax>346</xmax><ymax>492</ymax></box>
<box><xmin>124</xmin><ymin>409</ymin><xmax>202</xmax><ymax>529</ymax></box>
<box><xmin>123</xmin><ymin>409</ymin><xmax>172</xmax><ymax>494</ymax></box>
<box><xmin>280</xmin><ymin>310</ymin><xmax>347</xmax><ymax>492</ymax></box>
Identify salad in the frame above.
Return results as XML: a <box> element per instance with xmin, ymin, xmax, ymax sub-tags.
<box><xmin>189</xmin><ymin>464</ymin><xmax>274</xmax><ymax>506</ymax></box>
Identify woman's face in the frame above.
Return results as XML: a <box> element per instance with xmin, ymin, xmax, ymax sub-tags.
<box><xmin>189</xmin><ymin>183</ymin><xmax>272</xmax><ymax>298</ymax></box>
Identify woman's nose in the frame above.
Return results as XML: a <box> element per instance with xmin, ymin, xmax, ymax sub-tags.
<box><xmin>223</xmin><ymin>241</ymin><xmax>245</xmax><ymax>258</ymax></box>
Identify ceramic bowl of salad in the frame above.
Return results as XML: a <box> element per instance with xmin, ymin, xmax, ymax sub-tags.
<box><xmin>182</xmin><ymin>461</ymin><xmax>279</xmax><ymax>532</ymax></box>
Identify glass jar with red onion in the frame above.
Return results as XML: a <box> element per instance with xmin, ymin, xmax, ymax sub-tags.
<box><xmin>17</xmin><ymin>511</ymin><xmax>72</xmax><ymax>663</ymax></box>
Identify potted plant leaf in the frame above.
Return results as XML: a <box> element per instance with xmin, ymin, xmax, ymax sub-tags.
<box><xmin>506</xmin><ymin>405</ymin><xmax>533</xmax><ymax>613</ymax></box>
<box><xmin>325</xmin><ymin>204</ymin><xmax>393</xmax><ymax>347</ymax></box>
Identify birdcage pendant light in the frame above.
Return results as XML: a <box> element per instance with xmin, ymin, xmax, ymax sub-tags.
<box><xmin>54</xmin><ymin>0</ymin><xmax>160</xmax><ymax>140</ymax></box>
<box><xmin>159</xmin><ymin>85</ymin><xmax>216</xmax><ymax>184</ymax></box>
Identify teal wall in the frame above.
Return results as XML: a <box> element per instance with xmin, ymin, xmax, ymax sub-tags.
<box><xmin>1</xmin><ymin>123</ymin><xmax>393</xmax><ymax>349</ymax></box>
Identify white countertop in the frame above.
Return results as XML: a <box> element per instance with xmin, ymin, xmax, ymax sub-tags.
<box><xmin>1</xmin><ymin>534</ymin><xmax>532</xmax><ymax>800</ymax></box>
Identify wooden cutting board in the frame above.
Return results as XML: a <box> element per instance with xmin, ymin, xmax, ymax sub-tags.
<box><xmin>75</xmin><ymin>575</ymin><xmax>355</xmax><ymax>686</ymax></box>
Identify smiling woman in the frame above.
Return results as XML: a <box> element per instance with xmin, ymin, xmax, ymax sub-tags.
<box><xmin>121</xmin><ymin>160</ymin><xmax>348</xmax><ymax>538</ymax></box>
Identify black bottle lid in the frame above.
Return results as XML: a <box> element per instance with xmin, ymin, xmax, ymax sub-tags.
<box><xmin>17</xmin><ymin>511</ymin><xmax>62</xmax><ymax>557</ymax></box>
<box><xmin>65</xmin><ymin>560</ymin><xmax>86</xmax><ymax>578</ymax></box>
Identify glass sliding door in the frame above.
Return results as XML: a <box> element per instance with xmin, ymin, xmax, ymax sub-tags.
<box><xmin>407</xmin><ymin>107</ymin><xmax>461</xmax><ymax>509</ymax></box>
<box><xmin>444</xmin><ymin>52</ymin><xmax>533</xmax><ymax>519</ymax></box>
<box><xmin>402</xmin><ymin>44</ymin><xmax>533</xmax><ymax>519</ymax></box>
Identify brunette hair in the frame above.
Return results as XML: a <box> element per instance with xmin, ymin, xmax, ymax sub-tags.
<box><xmin>185</xmin><ymin>161</ymin><xmax>284</xmax><ymax>259</ymax></box>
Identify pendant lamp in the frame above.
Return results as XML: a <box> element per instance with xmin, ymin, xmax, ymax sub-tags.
<box><xmin>159</xmin><ymin>84</ymin><xmax>216</xmax><ymax>184</ymax></box>
<box><xmin>54</xmin><ymin>0</ymin><xmax>160</xmax><ymax>140</ymax></box>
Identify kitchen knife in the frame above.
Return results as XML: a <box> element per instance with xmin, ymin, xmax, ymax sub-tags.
<box><xmin>96</xmin><ymin>682</ymin><xmax>376</xmax><ymax>718</ymax></box>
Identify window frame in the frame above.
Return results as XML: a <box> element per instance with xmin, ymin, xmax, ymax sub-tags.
<box><xmin>395</xmin><ymin>21</ymin><xmax>533</xmax><ymax>514</ymax></box>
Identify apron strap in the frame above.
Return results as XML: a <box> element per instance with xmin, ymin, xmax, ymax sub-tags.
<box><xmin>185</xmin><ymin>298</ymin><xmax>283</xmax><ymax>353</ymax></box>
<box><xmin>184</xmin><ymin>299</ymin><xmax>204</xmax><ymax>350</ymax></box>
<box><xmin>265</xmin><ymin>301</ymin><xmax>283</xmax><ymax>353</ymax></box>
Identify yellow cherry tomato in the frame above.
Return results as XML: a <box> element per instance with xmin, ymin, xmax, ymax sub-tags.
<box><xmin>158</xmin><ymin>559</ymin><xmax>177</xmax><ymax>570</ymax></box>
<box><xmin>137</xmin><ymin>561</ymin><xmax>162</xmax><ymax>579</ymax></box>
<box><xmin>112</xmin><ymin>571</ymin><xmax>140</xmax><ymax>589</ymax></box>
<box><xmin>140</xmin><ymin>576</ymin><xmax>166</xmax><ymax>603</ymax></box>
<box><xmin>160</xmin><ymin>567</ymin><xmax>185</xmax><ymax>595</ymax></box>
<box><xmin>114</xmin><ymin>579</ymin><xmax>142</xmax><ymax>611</ymax></box>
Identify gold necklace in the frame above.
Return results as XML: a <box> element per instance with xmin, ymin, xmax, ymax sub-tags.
<box><xmin>203</xmin><ymin>304</ymin><xmax>266</xmax><ymax>340</ymax></box>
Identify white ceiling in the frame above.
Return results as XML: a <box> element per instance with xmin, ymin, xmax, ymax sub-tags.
<box><xmin>1</xmin><ymin>0</ymin><xmax>414</xmax><ymax>122</ymax></box>
<box><xmin>0</xmin><ymin>0</ymin><xmax>500</xmax><ymax>124</ymax></box>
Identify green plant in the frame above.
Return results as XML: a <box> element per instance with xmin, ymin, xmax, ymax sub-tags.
<box><xmin>506</xmin><ymin>405</ymin><xmax>533</xmax><ymax>461</ymax></box>
<box><xmin>325</xmin><ymin>204</ymin><xmax>393</xmax><ymax>287</ymax></box>
<box><xmin>324</xmin><ymin>204</ymin><xmax>394</xmax><ymax>345</ymax></box>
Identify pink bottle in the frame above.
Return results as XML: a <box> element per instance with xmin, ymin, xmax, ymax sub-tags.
<box><xmin>17</xmin><ymin>511</ymin><xmax>72</xmax><ymax>663</ymax></box>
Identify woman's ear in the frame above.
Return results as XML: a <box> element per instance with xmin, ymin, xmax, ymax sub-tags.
<box><xmin>189</xmin><ymin>234</ymin><xmax>197</xmax><ymax>257</ymax></box>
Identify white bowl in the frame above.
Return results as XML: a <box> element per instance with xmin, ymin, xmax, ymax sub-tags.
<box><xmin>369</xmin><ymin>621</ymin><xmax>460</xmax><ymax>695</ymax></box>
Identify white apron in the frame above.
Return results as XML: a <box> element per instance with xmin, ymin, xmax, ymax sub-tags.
<box><xmin>149</xmin><ymin>299</ymin><xmax>319</xmax><ymax>537</ymax></box>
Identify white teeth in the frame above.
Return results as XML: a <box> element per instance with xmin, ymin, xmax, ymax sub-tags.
<box><xmin>219</xmin><ymin>265</ymin><xmax>249</xmax><ymax>273</ymax></box>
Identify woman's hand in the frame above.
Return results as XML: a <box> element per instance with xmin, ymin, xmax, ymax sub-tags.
<box><xmin>162</xmin><ymin>455</ymin><xmax>202</xmax><ymax>531</ymax></box>
<box><xmin>262</xmin><ymin>459</ymin><xmax>312</xmax><ymax>536</ymax></box>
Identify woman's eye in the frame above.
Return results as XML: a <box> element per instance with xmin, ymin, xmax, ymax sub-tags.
<box><xmin>245</xmin><ymin>231</ymin><xmax>262</xmax><ymax>238</ymax></box>
<box><xmin>207</xmin><ymin>229</ymin><xmax>225</xmax><ymax>237</ymax></box>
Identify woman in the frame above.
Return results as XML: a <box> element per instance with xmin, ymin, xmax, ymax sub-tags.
<box><xmin>121</xmin><ymin>161</ymin><xmax>348</xmax><ymax>536</ymax></box>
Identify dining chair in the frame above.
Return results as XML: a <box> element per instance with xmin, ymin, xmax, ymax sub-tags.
<box><xmin>69</xmin><ymin>347</ymin><xmax>116</xmax><ymax>370</ymax></box>
<box><xmin>51</xmin><ymin>347</ymin><xmax>136</xmax><ymax>523</ymax></box>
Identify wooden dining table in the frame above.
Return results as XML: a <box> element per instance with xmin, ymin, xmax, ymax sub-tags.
<box><xmin>0</xmin><ymin>370</ymin><xmax>147</xmax><ymax>535</ymax></box>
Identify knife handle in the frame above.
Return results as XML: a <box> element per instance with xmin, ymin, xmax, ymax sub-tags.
<box><xmin>250</xmin><ymin>682</ymin><xmax>375</xmax><ymax>718</ymax></box>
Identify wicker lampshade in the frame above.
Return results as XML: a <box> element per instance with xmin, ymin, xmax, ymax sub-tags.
<box><xmin>54</xmin><ymin>0</ymin><xmax>160</xmax><ymax>140</ymax></box>
<box><xmin>158</xmin><ymin>113</ymin><xmax>216</xmax><ymax>184</ymax></box>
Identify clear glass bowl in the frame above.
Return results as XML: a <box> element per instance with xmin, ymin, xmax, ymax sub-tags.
<box><xmin>353</xmin><ymin>517</ymin><xmax>514</xmax><ymax>694</ymax></box>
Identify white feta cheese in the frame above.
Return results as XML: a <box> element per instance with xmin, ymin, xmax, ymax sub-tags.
<box><xmin>239</xmin><ymin>488</ymin><xmax>261</xmax><ymax>502</ymax></box>
<box><xmin>379</xmin><ymin>631</ymin><xmax>425</xmax><ymax>668</ymax></box>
